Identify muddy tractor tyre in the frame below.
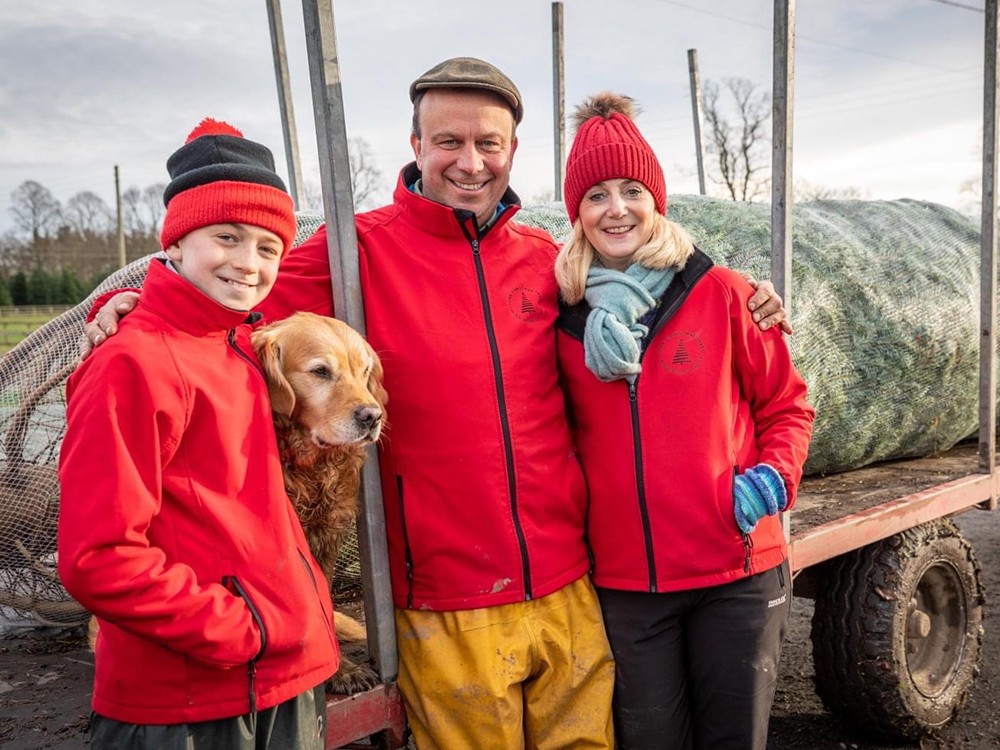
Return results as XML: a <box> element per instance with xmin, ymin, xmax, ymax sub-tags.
<box><xmin>810</xmin><ymin>518</ymin><xmax>984</xmax><ymax>742</ymax></box>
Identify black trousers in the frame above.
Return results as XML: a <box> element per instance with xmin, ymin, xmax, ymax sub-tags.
<box><xmin>597</xmin><ymin>561</ymin><xmax>791</xmax><ymax>750</ymax></box>
<box><xmin>89</xmin><ymin>684</ymin><xmax>327</xmax><ymax>750</ymax></box>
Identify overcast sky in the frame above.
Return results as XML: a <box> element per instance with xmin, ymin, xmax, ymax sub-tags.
<box><xmin>0</xmin><ymin>0</ymin><xmax>987</xmax><ymax>237</ymax></box>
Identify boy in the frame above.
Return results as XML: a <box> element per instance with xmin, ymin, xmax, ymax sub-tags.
<box><xmin>57</xmin><ymin>119</ymin><xmax>339</xmax><ymax>750</ymax></box>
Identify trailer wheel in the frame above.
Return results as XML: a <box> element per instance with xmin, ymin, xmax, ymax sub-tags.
<box><xmin>810</xmin><ymin>518</ymin><xmax>984</xmax><ymax>741</ymax></box>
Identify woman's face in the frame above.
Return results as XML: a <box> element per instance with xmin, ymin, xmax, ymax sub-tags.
<box><xmin>578</xmin><ymin>179</ymin><xmax>657</xmax><ymax>271</ymax></box>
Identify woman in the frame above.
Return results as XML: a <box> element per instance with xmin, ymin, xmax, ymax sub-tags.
<box><xmin>554</xmin><ymin>93</ymin><xmax>815</xmax><ymax>750</ymax></box>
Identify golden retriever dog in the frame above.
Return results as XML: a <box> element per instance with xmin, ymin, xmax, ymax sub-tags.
<box><xmin>252</xmin><ymin>311</ymin><xmax>387</xmax><ymax>695</ymax></box>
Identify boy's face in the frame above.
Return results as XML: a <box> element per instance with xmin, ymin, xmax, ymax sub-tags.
<box><xmin>165</xmin><ymin>223</ymin><xmax>282</xmax><ymax>311</ymax></box>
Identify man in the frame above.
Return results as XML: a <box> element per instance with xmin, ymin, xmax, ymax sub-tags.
<box><xmin>84</xmin><ymin>57</ymin><xmax>788</xmax><ymax>750</ymax></box>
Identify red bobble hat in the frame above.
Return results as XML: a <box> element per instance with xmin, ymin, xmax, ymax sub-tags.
<box><xmin>563</xmin><ymin>92</ymin><xmax>667</xmax><ymax>224</ymax></box>
<box><xmin>159</xmin><ymin>118</ymin><xmax>296</xmax><ymax>253</ymax></box>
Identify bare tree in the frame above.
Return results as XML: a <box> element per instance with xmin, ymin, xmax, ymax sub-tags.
<box><xmin>299</xmin><ymin>137</ymin><xmax>386</xmax><ymax>213</ymax></box>
<box><xmin>121</xmin><ymin>186</ymin><xmax>146</xmax><ymax>236</ymax></box>
<box><xmin>701</xmin><ymin>78</ymin><xmax>770</xmax><ymax>202</ymax></box>
<box><xmin>65</xmin><ymin>191</ymin><xmax>113</xmax><ymax>237</ymax></box>
<box><xmin>301</xmin><ymin>181</ymin><xmax>324</xmax><ymax>213</ymax></box>
<box><xmin>9</xmin><ymin>181</ymin><xmax>62</xmax><ymax>242</ymax></box>
<box><xmin>348</xmin><ymin>136</ymin><xmax>384</xmax><ymax>211</ymax></box>
<box><xmin>121</xmin><ymin>183</ymin><xmax>165</xmax><ymax>237</ymax></box>
<box><xmin>141</xmin><ymin>184</ymin><xmax>166</xmax><ymax>233</ymax></box>
<box><xmin>794</xmin><ymin>180</ymin><xmax>864</xmax><ymax>202</ymax></box>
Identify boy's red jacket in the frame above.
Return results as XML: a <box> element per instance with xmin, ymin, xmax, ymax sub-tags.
<box><xmin>58</xmin><ymin>259</ymin><xmax>339</xmax><ymax>724</ymax></box>
<box><xmin>263</xmin><ymin>164</ymin><xmax>591</xmax><ymax>611</ymax></box>
<box><xmin>556</xmin><ymin>250</ymin><xmax>815</xmax><ymax>592</ymax></box>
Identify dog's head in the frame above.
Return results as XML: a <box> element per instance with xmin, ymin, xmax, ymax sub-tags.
<box><xmin>251</xmin><ymin>312</ymin><xmax>387</xmax><ymax>447</ymax></box>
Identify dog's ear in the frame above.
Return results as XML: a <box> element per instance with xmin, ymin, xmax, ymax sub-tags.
<box><xmin>253</xmin><ymin>329</ymin><xmax>297</xmax><ymax>416</ymax></box>
<box><xmin>365</xmin><ymin>342</ymin><xmax>388</xmax><ymax>409</ymax></box>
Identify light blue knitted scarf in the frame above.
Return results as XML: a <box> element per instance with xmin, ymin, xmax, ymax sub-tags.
<box><xmin>583</xmin><ymin>263</ymin><xmax>676</xmax><ymax>382</ymax></box>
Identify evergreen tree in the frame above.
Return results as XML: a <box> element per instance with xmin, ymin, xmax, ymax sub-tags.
<box><xmin>56</xmin><ymin>267</ymin><xmax>86</xmax><ymax>304</ymax></box>
<box><xmin>9</xmin><ymin>271</ymin><xmax>28</xmax><ymax>305</ymax></box>
<box><xmin>27</xmin><ymin>267</ymin><xmax>50</xmax><ymax>305</ymax></box>
<box><xmin>0</xmin><ymin>277</ymin><xmax>12</xmax><ymax>306</ymax></box>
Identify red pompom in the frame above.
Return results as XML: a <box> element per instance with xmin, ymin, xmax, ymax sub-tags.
<box><xmin>185</xmin><ymin>117</ymin><xmax>244</xmax><ymax>144</ymax></box>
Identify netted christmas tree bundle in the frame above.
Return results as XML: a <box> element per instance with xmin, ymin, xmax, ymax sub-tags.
<box><xmin>517</xmin><ymin>196</ymin><xmax>981</xmax><ymax>476</ymax></box>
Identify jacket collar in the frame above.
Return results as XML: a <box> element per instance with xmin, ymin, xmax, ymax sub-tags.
<box><xmin>557</xmin><ymin>247</ymin><xmax>714</xmax><ymax>343</ymax></box>
<box><xmin>392</xmin><ymin>162</ymin><xmax>522</xmax><ymax>240</ymax></box>
<box><xmin>140</xmin><ymin>258</ymin><xmax>260</xmax><ymax>336</ymax></box>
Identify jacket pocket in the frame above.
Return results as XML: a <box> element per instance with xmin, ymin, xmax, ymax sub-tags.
<box><xmin>222</xmin><ymin>575</ymin><xmax>266</xmax><ymax>713</ymax></box>
<box><xmin>297</xmin><ymin>549</ymin><xmax>337</xmax><ymax>644</ymax></box>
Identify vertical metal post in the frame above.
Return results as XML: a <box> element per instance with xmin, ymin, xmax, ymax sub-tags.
<box><xmin>772</xmin><ymin>0</ymin><xmax>795</xmax><ymax>541</ymax></box>
<box><xmin>552</xmin><ymin>2</ymin><xmax>566</xmax><ymax>201</ymax></box>
<box><xmin>266</xmin><ymin>0</ymin><xmax>306</xmax><ymax>209</ymax></box>
<box><xmin>114</xmin><ymin>165</ymin><xmax>126</xmax><ymax>268</ymax></box>
<box><xmin>771</xmin><ymin>0</ymin><xmax>795</xmax><ymax>311</ymax></box>
<box><xmin>980</xmin><ymin>0</ymin><xmax>998</xmax><ymax>476</ymax></box>
<box><xmin>687</xmin><ymin>49</ymin><xmax>707</xmax><ymax>196</ymax></box>
<box><xmin>300</xmin><ymin>0</ymin><xmax>397</xmax><ymax>682</ymax></box>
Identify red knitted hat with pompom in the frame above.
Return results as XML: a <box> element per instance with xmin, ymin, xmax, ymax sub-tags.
<box><xmin>563</xmin><ymin>93</ymin><xmax>667</xmax><ymax>224</ymax></box>
<box><xmin>159</xmin><ymin>118</ymin><xmax>295</xmax><ymax>253</ymax></box>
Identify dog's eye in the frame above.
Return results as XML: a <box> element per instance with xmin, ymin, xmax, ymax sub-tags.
<box><xmin>310</xmin><ymin>365</ymin><xmax>334</xmax><ymax>380</ymax></box>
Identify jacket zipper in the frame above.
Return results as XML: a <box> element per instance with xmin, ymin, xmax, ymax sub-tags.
<box><xmin>223</xmin><ymin>575</ymin><xmax>267</xmax><ymax>714</ymax></box>
<box><xmin>296</xmin><ymin>550</ymin><xmax>338</xmax><ymax>644</ymax></box>
<box><xmin>397</xmin><ymin>475</ymin><xmax>415</xmax><ymax>608</ymax></box>
<box><xmin>467</xmin><ymin>234</ymin><xmax>532</xmax><ymax>600</ymax></box>
<box><xmin>228</xmin><ymin>328</ymin><xmax>266</xmax><ymax>380</ymax></box>
<box><xmin>628</xmin><ymin>379</ymin><xmax>658</xmax><ymax>592</ymax></box>
<box><xmin>735</xmin><ymin>466</ymin><xmax>754</xmax><ymax>572</ymax></box>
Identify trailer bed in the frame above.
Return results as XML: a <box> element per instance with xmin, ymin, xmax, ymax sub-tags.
<box><xmin>790</xmin><ymin>441</ymin><xmax>997</xmax><ymax>573</ymax></box>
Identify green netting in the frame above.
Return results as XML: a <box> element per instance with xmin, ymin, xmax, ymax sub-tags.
<box><xmin>517</xmin><ymin>196</ymin><xmax>982</xmax><ymax>476</ymax></box>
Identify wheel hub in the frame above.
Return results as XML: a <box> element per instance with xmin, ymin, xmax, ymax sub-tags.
<box><xmin>905</xmin><ymin>560</ymin><xmax>968</xmax><ymax>698</ymax></box>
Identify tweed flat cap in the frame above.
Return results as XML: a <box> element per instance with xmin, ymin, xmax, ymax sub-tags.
<box><xmin>409</xmin><ymin>57</ymin><xmax>523</xmax><ymax>124</ymax></box>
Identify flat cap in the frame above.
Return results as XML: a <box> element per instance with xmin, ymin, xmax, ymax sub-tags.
<box><xmin>409</xmin><ymin>56</ymin><xmax>523</xmax><ymax>124</ymax></box>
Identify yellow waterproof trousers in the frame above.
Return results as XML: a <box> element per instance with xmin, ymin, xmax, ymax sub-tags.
<box><xmin>395</xmin><ymin>575</ymin><xmax>615</xmax><ymax>750</ymax></box>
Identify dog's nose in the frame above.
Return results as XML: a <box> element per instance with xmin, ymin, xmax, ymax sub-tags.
<box><xmin>354</xmin><ymin>405</ymin><xmax>383</xmax><ymax>430</ymax></box>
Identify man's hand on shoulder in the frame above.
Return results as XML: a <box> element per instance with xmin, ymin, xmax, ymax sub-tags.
<box><xmin>80</xmin><ymin>291</ymin><xmax>140</xmax><ymax>359</ymax></box>
<box><xmin>742</xmin><ymin>276</ymin><xmax>793</xmax><ymax>335</ymax></box>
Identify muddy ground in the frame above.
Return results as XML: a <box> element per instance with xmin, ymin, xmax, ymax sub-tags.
<box><xmin>1</xmin><ymin>506</ymin><xmax>998</xmax><ymax>750</ymax></box>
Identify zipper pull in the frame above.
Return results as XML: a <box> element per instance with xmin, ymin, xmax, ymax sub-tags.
<box><xmin>742</xmin><ymin>533</ymin><xmax>754</xmax><ymax>573</ymax></box>
<box><xmin>248</xmin><ymin>660</ymin><xmax>257</xmax><ymax>714</ymax></box>
<box><xmin>471</xmin><ymin>238</ymin><xmax>480</xmax><ymax>256</ymax></box>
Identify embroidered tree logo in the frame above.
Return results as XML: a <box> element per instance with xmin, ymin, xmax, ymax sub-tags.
<box><xmin>659</xmin><ymin>332</ymin><xmax>704</xmax><ymax>374</ymax></box>
<box><xmin>507</xmin><ymin>287</ymin><xmax>544</xmax><ymax>322</ymax></box>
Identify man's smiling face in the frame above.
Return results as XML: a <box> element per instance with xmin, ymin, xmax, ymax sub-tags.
<box><xmin>410</xmin><ymin>88</ymin><xmax>518</xmax><ymax>227</ymax></box>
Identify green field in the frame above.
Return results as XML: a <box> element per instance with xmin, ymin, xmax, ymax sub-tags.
<box><xmin>0</xmin><ymin>311</ymin><xmax>66</xmax><ymax>354</ymax></box>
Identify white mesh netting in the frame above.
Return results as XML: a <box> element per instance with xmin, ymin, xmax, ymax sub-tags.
<box><xmin>0</xmin><ymin>198</ymin><xmax>984</xmax><ymax>627</ymax></box>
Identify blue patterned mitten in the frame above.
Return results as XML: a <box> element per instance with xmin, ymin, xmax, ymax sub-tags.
<box><xmin>733</xmin><ymin>463</ymin><xmax>787</xmax><ymax>534</ymax></box>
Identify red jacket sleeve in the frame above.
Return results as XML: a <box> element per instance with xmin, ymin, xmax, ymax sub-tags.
<box><xmin>256</xmin><ymin>224</ymin><xmax>337</xmax><ymax>323</ymax></box>
<box><xmin>57</xmin><ymin>347</ymin><xmax>261</xmax><ymax>668</ymax></box>
<box><xmin>725</xmin><ymin>271</ymin><xmax>815</xmax><ymax>509</ymax></box>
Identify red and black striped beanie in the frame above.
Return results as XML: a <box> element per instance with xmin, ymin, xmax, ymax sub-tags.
<box><xmin>159</xmin><ymin>118</ymin><xmax>296</xmax><ymax>253</ymax></box>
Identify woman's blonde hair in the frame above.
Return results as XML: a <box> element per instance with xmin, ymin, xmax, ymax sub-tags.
<box><xmin>554</xmin><ymin>213</ymin><xmax>695</xmax><ymax>304</ymax></box>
